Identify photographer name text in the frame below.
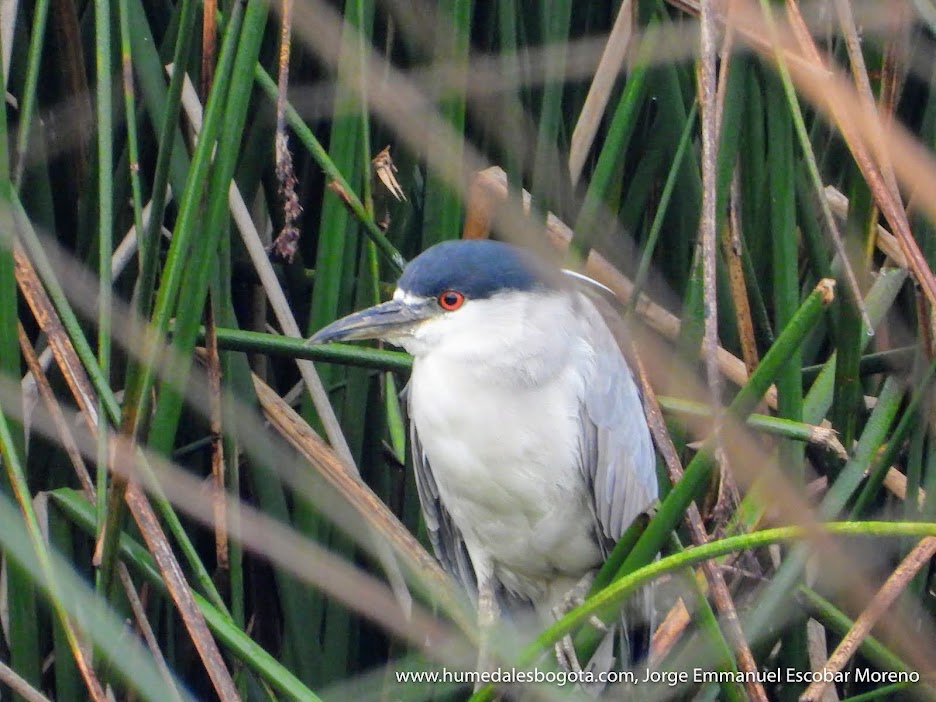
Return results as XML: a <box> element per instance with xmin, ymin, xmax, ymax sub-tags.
<box><xmin>639</xmin><ymin>667</ymin><xmax>919</xmax><ymax>686</ymax></box>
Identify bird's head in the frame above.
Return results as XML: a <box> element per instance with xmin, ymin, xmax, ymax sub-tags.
<box><xmin>308</xmin><ymin>240</ymin><xmax>568</xmax><ymax>359</ymax></box>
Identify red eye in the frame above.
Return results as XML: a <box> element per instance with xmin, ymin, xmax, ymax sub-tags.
<box><xmin>437</xmin><ymin>290</ymin><xmax>465</xmax><ymax>311</ymax></box>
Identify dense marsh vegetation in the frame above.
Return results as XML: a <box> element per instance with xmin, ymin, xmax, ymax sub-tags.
<box><xmin>0</xmin><ymin>0</ymin><xmax>935</xmax><ymax>700</ymax></box>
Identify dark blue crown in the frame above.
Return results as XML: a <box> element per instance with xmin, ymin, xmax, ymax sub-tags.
<box><xmin>398</xmin><ymin>240</ymin><xmax>556</xmax><ymax>300</ymax></box>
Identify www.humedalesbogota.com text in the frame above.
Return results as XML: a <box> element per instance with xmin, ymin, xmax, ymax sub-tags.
<box><xmin>395</xmin><ymin>667</ymin><xmax>920</xmax><ymax>687</ymax></box>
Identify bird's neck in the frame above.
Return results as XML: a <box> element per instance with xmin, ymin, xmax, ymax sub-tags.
<box><xmin>411</xmin><ymin>329</ymin><xmax>582</xmax><ymax>389</ymax></box>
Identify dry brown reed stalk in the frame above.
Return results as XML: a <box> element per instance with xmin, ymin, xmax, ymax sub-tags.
<box><xmin>800</xmin><ymin>537</ymin><xmax>936</xmax><ymax>702</ymax></box>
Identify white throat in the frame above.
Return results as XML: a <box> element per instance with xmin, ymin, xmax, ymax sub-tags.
<box><xmin>391</xmin><ymin>290</ymin><xmax>581</xmax><ymax>386</ymax></box>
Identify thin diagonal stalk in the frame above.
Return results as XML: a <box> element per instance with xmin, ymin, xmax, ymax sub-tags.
<box><xmin>0</xmin><ymin>409</ymin><xmax>107</xmax><ymax>701</ymax></box>
<box><xmin>569</xmin><ymin>0</ymin><xmax>633</xmax><ymax>185</ymax></box>
<box><xmin>18</xmin><ymin>322</ymin><xmax>95</xmax><ymax>497</ymax></box>
<box><xmin>0</xmin><ymin>658</ymin><xmax>51</xmax><ymax>702</ymax></box>
<box><xmin>571</xmin><ymin>28</ymin><xmax>652</xmax><ymax>258</ymax></box>
<box><xmin>800</xmin><ymin>537</ymin><xmax>936</xmax><ymax>702</ymax></box>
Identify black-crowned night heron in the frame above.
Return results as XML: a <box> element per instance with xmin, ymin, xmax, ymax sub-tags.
<box><xmin>310</xmin><ymin>239</ymin><xmax>658</xmax><ymax>671</ymax></box>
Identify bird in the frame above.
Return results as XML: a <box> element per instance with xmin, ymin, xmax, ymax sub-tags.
<box><xmin>309</xmin><ymin>239</ymin><xmax>658</xmax><ymax>674</ymax></box>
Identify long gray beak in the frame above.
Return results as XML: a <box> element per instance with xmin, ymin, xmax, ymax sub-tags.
<box><xmin>307</xmin><ymin>298</ymin><xmax>436</xmax><ymax>344</ymax></box>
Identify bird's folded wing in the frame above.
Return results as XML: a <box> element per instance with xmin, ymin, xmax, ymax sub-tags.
<box><xmin>578</xmin><ymin>298</ymin><xmax>658</xmax><ymax>545</ymax></box>
<box><xmin>409</xmin><ymin>407</ymin><xmax>478</xmax><ymax>598</ymax></box>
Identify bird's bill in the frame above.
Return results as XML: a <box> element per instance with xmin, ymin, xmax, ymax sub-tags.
<box><xmin>307</xmin><ymin>298</ymin><xmax>436</xmax><ymax>344</ymax></box>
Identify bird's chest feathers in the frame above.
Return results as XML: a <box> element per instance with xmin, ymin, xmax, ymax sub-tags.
<box><xmin>410</xmin><ymin>357</ymin><xmax>583</xmax><ymax>491</ymax></box>
<box><xmin>408</xmin><ymin>354</ymin><xmax>598</xmax><ymax>575</ymax></box>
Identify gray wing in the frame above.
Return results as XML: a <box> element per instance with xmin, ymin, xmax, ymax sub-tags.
<box><xmin>405</xmin><ymin>387</ymin><xmax>477</xmax><ymax>596</ymax></box>
<box><xmin>577</xmin><ymin>294</ymin><xmax>658</xmax><ymax>545</ymax></box>
<box><xmin>576</xmin><ymin>293</ymin><xmax>659</xmax><ymax>665</ymax></box>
